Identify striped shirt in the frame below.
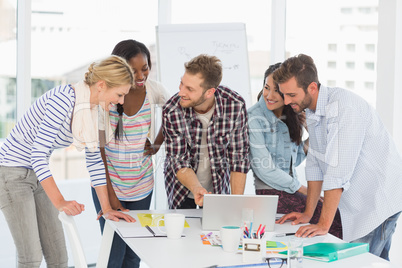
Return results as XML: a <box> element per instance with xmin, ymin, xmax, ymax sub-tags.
<box><xmin>106</xmin><ymin>95</ymin><xmax>153</xmax><ymax>201</ymax></box>
<box><xmin>163</xmin><ymin>85</ymin><xmax>250</xmax><ymax>209</ymax></box>
<box><xmin>305</xmin><ymin>85</ymin><xmax>402</xmax><ymax>241</ymax></box>
<box><xmin>0</xmin><ymin>85</ymin><xmax>107</xmax><ymax>187</ymax></box>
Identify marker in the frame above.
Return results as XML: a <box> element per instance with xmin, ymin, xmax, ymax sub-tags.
<box><xmin>256</xmin><ymin>224</ymin><xmax>262</xmax><ymax>238</ymax></box>
<box><xmin>249</xmin><ymin>222</ymin><xmax>253</xmax><ymax>238</ymax></box>
<box><xmin>260</xmin><ymin>225</ymin><xmax>266</xmax><ymax>237</ymax></box>
<box><xmin>275</xmin><ymin>232</ymin><xmax>296</xmax><ymax>237</ymax></box>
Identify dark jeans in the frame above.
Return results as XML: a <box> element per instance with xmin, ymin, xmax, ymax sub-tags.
<box><xmin>256</xmin><ymin>188</ymin><xmax>343</xmax><ymax>239</ymax></box>
<box><xmin>91</xmin><ymin>187</ymin><xmax>152</xmax><ymax>268</ymax></box>
<box><xmin>177</xmin><ymin>197</ymin><xmax>201</xmax><ymax>209</ymax></box>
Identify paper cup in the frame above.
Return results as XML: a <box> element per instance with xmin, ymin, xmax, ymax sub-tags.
<box><xmin>220</xmin><ymin>226</ymin><xmax>241</xmax><ymax>253</ymax></box>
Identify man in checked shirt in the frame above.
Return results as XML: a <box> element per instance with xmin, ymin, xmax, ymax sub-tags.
<box><xmin>162</xmin><ymin>54</ymin><xmax>250</xmax><ymax>209</ymax></box>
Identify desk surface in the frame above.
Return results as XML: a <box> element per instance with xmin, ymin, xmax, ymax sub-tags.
<box><xmin>98</xmin><ymin>209</ymin><xmax>400</xmax><ymax>268</ymax></box>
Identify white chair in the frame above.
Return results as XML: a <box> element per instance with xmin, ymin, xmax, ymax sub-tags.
<box><xmin>58</xmin><ymin>211</ymin><xmax>88</xmax><ymax>268</ymax></box>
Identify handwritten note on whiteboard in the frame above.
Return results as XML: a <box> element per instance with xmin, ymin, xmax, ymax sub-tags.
<box><xmin>156</xmin><ymin>23</ymin><xmax>251</xmax><ymax>107</ymax></box>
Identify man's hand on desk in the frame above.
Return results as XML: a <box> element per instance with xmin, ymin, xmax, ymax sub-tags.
<box><xmin>293</xmin><ymin>223</ymin><xmax>329</xmax><ymax>238</ymax></box>
<box><xmin>98</xmin><ymin>209</ymin><xmax>136</xmax><ymax>223</ymax></box>
<box><xmin>276</xmin><ymin>212</ymin><xmax>329</xmax><ymax>238</ymax></box>
<box><xmin>192</xmin><ymin>186</ymin><xmax>210</xmax><ymax>207</ymax></box>
<box><xmin>276</xmin><ymin>212</ymin><xmax>311</xmax><ymax>225</ymax></box>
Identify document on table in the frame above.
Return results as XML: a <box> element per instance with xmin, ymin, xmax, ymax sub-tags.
<box><xmin>117</xmin><ymin>225</ymin><xmax>186</xmax><ymax>238</ymax></box>
<box><xmin>117</xmin><ymin>225</ymin><xmax>167</xmax><ymax>238</ymax></box>
<box><xmin>137</xmin><ymin>213</ymin><xmax>190</xmax><ymax>227</ymax></box>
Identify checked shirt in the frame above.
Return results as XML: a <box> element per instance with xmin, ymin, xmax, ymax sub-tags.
<box><xmin>162</xmin><ymin>85</ymin><xmax>250</xmax><ymax>209</ymax></box>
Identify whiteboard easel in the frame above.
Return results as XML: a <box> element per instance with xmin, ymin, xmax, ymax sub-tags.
<box><xmin>156</xmin><ymin>23</ymin><xmax>251</xmax><ymax>107</ymax></box>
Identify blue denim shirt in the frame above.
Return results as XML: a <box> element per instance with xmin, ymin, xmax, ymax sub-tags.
<box><xmin>248</xmin><ymin>97</ymin><xmax>306</xmax><ymax>193</ymax></box>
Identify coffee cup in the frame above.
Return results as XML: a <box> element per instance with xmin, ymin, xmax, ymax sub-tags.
<box><xmin>220</xmin><ymin>226</ymin><xmax>241</xmax><ymax>253</ymax></box>
<box><xmin>157</xmin><ymin>213</ymin><xmax>185</xmax><ymax>239</ymax></box>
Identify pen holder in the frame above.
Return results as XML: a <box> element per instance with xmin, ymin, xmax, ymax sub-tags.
<box><xmin>242</xmin><ymin>236</ymin><xmax>266</xmax><ymax>263</ymax></box>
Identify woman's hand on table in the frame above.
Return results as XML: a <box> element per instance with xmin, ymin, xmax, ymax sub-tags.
<box><xmin>98</xmin><ymin>209</ymin><xmax>136</xmax><ymax>223</ymax></box>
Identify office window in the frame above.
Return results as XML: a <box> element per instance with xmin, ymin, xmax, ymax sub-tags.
<box><xmin>365</xmin><ymin>62</ymin><xmax>375</xmax><ymax>70</ymax></box>
<box><xmin>28</xmin><ymin>0</ymin><xmax>160</xmax><ymax>184</ymax></box>
<box><xmin>327</xmin><ymin>61</ymin><xmax>337</xmax><ymax>69</ymax></box>
<box><xmin>346</xmin><ymin>61</ymin><xmax>355</xmax><ymax>69</ymax></box>
<box><xmin>345</xmin><ymin>81</ymin><xmax>355</xmax><ymax>89</ymax></box>
<box><xmin>328</xmin><ymin>44</ymin><xmax>337</xmax><ymax>52</ymax></box>
<box><xmin>346</xmin><ymin>44</ymin><xmax>356</xmax><ymax>52</ymax></box>
<box><xmin>286</xmin><ymin>1</ymin><xmax>378</xmax><ymax>107</ymax></box>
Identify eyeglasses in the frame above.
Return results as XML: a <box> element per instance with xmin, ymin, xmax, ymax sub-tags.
<box><xmin>265</xmin><ymin>257</ymin><xmax>287</xmax><ymax>268</ymax></box>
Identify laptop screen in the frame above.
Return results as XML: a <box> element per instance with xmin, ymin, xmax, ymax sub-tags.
<box><xmin>202</xmin><ymin>194</ymin><xmax>278</xmax><ymax>231</ymax></box>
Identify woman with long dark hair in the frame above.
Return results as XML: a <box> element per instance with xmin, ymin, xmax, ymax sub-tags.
<box><xmin>248</xmin><ymin>63</ymin><xmax>342</xmax><ymax>239</ymax></box>
<box><xmin>91</xmin><ymin>40</ymin><xmax>169</xmax><ymax>268</ymax></box>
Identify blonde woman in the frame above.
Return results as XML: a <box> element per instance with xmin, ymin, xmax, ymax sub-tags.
<box><xmin>0</xmin><ymin>55</ymin><xmax>135</xmax><ymax>267</ymax></box>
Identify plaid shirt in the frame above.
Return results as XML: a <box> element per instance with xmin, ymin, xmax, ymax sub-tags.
<box><xmin>162</xmin><ymin>85</ymin><xmax>250</xmax><ymax>208</ymax></box>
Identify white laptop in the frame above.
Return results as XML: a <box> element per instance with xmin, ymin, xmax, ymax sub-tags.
<box><xmin>202</xmin><ymin>194</ymin><xmax>278</xmax><ymax>231</ymax></box>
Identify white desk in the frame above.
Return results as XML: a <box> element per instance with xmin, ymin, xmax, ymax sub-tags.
<box><xmin>97</xmin><ymin>209</ymin><xmax>400</xmax><ymax>268</ymax></box>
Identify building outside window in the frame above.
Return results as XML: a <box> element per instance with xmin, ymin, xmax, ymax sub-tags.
<box><xmin>346</xmin><ymin>43</ymin><xmax>356</xmax><ymax>52</ymax></box>
<box><xmin>328</xmin><ymin>43</ymin><xmax>337</xmax><ymax>52</ymax></box>
<box><xmin>345</xmin><ymin>80</ymin><xmax>355</xmax><ymax>89</ymax></box>
<box><xmin>346</xmin><ymin>61</ymin><xmax>355</xmax><ymax>69</ymax></box>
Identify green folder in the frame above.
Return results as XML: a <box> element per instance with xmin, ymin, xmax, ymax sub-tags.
<box><xmin>302</xmin><ymin>243</ymin><xmax>369</xmax><ymax>262</ymax></box>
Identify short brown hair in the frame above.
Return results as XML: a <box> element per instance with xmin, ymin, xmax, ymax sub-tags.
<box><xmin>184</xmin><ymin>54</ymin><xmax>222</xmax><ymax>90</ymax></box>
<box><xmin>273</xmin><ymin>54</ymin><xmax>319</xmax><ymax>93</ymax></box>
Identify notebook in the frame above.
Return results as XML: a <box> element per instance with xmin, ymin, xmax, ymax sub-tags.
<box><xmin>300</xmin><ymin>243</ymin><xmax>369</xmax><ymax>262</ymax></box>
<box><xmin>117</xmin><ymin>225</ymin><xmax>167</xmax><ymax>238</ymax></box>
<box><xmin>201</xmin><ymin>194</ymin><xmax>278</xmax><ymax>231</ymax></box>
<box><xmin>117</xmin><ymin>225</ymin><xmax>186</xmax><ymax>238</ymax></box>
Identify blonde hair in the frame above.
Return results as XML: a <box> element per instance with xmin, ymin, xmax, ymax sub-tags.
<box><xmin>84</xmin><ymin>55</ymin><xmax>134</xmax><ymax>88</ymax></box>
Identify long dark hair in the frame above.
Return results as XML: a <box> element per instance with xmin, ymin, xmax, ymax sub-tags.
<box><xmin>111</xmin><ymin>39</ymin><xmax>151</xmax><ymax>140</ymax></box>
<box><xmin>258</xmin><ymin>63</ymin><xmax>304</xmax><ymax>145</ymax></box>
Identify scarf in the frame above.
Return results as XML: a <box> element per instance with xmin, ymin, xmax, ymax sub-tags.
<box><xmin>71</xmin><ymin>81</ymin><xmax>100</xmax><ymax>152</ymax></box>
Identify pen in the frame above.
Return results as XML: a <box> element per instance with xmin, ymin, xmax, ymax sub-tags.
<box><xmin>97</xmin><ymin>209</ymin><xmax>103</xmax><ymax>217</ymax></box>
<box><xmin>275</xmin><ymin>232</ymin><xmax>296</xmax><ymax>237</ymax></box>
<box><xmin>249</xmin><ymin>222</ymin><xmax>253</xmax><ymax>238</ymax></box>
<box><xmin>260</xmin><ymin>225</ymin><xmax>266</xmax><ymax>237</ymax></box>
<box><xmin>256</xmin><ymin>224</ymin><xmax>262</xmax><ymax>238</ymax></box>
<box><xmin>145</xmin><ymin>225</ymin><xmax>156</xmax><ymax>236</ymax></box>
<box><xmin>244</xmin><ymin>229</ymin><xmax>249</xmax><ymax>237</ymax></box>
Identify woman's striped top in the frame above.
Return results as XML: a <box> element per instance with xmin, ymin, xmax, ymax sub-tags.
<box><xmin>0</xmin><ymin>85</ymin><xmax>107</xmax><ymax>187</ymax></box>
<box><xmin>105</xmin><ymin>94</ymin><xmax>153</xmax><ymax>201</ymax></box>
